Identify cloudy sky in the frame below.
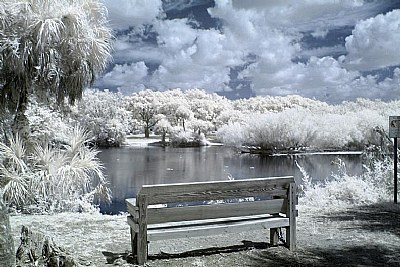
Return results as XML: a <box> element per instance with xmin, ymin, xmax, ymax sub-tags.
<box><xmin>97</xmin><ymin>0</ymin><xmax>400</xmax><ymax>103</ymax></box>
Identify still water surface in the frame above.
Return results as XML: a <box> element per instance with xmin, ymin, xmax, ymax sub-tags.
<box><xmin>98</xmin><ymin>145</ymin><xmax>363</xmax><ymax>213</ymax></box>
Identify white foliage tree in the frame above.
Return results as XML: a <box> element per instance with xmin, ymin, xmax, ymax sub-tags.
<box><xmin>154</xmin><ymin>115</ymin><xmax>172</xmax><ymax>145</ymax></box>
<box><xmin>187</xmin><ymin>118</ymin><xmax>214</xmax><ymax>135</ymax></box>
<box><xmin>161</xmin><ymin>89</ymin><xmax>193</xmax><ymax>130</ymax></box>
<box><xmin>232</xmin><ymin>95</ymin><xmax>329</xmax><ymax>114</ymax></box>
<box><xmin>125</xmin><ymin>89</ymin><xmax>165</xmax><ymax>138</ymax></box>
<box><xmin>26</xmin><ymin>97</ymin><xmax>72</xmax><ymax>145</ymax></box>
<box><xmin>185</xmin><ymin>88</ymin><xmax>231</xmax><ymax>132</ymax></box>
<box><xmin>71</xmin><ymin>89</ymin><xmax>131</xmax><ymax>147</ymax></box>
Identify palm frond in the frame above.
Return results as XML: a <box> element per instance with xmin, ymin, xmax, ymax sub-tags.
<box><xmin>2</xmin><ymin>170</ymin><xmax>29</xmax><ymax>207</ymax></box>
<box><xmin>93</xmin><ymin>181</ymin><xmax>112</xmax><ymax>204</ymax></box>
<box><xmin>30</xmin><ymin>170</ymin><xmax>54</xmax><ymax>201</ymax></box>
<box><xmin>63</xmin><ymin>126</ymin><xmax>90</xmax><ymax>156</ymax></box>
<box><xmin>30</xmin><ymin>143</ymin><xmax>50</xmax><ymax>167</ymax></box>
<box><xmin>0</xmin><ymin>134</ymin><xmax>27</xmax><ymax>173</ymax></box>
<box><xmin>47</xmin><ymin>149</ymin><xmax>68</xmax><ymax>177</ymax></box>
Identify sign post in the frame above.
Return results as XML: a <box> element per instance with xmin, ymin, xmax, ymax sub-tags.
<box><xmin>389</xmin><ymin>116</ymin><xmax>400</xmax><ymax>204</ymax></box>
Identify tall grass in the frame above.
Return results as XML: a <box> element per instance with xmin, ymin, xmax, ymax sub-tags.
<box><xmin>0</xmin><ymin>127</ymin><xmax>111</xmax><ymax>213</ymax></box>
<box><xmin>298</xmin><ymin>152</ymin><xmax>393</xmax><ymax>212</ymax></box>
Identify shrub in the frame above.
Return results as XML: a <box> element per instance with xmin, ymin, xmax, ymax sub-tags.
<box><xmin>217</xmin><ymin>105</ymin><xmax>389</xmax><ymax>151</ymax></box>
<box><xmin>170</xmin><ymin>130</ymin><xmax>210</xmax><ymax>147</ymax></box>
<box><xmin>0</xmin><ymin>127</ymin><xmax>111</xmax><ymax>213</ymax></box>
<box><xmin>71</xmin><ymin>89</ymin><xmax>131</xmax><ymax>147</ymax></box>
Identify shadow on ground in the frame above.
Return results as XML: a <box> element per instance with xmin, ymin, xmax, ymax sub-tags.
<box><xmin>103</xmin><ymin>240</ymin><xmax>271</xmax><ymax>264</ymax></box>
<box><xmin>249</xmin><ymin>245</ymin><xmax>400</xmax><ymax>267</ymax></box>
<box><xmin>248</xmin><ymin>202</ymin><xmax>400</xmax><ymax>267</ymax></box>
<box><xmin>328</xmin><ymin>202</ymin><xmax>400</xmax><ymax>237</ymax></box>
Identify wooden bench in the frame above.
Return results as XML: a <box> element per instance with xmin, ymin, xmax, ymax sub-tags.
<box><xmin>126</xmin><ymin>176</ymin><xmax>297</xmax><ymax>265</ymax></box>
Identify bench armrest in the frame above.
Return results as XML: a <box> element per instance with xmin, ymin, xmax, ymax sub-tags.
<box><xmin>126</xmin><ymin>198</ymin><xmax>138</xmax><ymax>216</ymax></box>
<box><xmin>126</xmin><ymin>198</ymin><xmax>137</xmax><ymax>205</ymax></box>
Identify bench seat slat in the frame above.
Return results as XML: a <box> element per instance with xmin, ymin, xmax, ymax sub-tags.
<box><xmin>148</xmin><ymin>214</ymin><xmax>284</xmax><ymax>229</ymax></box>
<box><xmin>128</xmin><ymin>214</ymin><xmax>287</xmax><ymax>233</ymax></box>
<box><xmin>147</xmin><ymin>216</ymin><xmax>290</xmax><ymax>241</ymax></box>
<box><xmin>146</xmin><ymin>199</ymin><xmax>286</xmax><ymax>224</ymax></box>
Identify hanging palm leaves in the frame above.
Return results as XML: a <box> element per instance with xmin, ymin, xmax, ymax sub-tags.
<box><xmin>0</xmin><ymin>0</ymin><xmax>112</xmax><ymax>123</ymax></box>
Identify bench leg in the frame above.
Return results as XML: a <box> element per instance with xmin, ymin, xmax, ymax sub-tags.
<box><xmin>270</xmin><ymin>228</ymin><xmax>279</xmax><ymax>246</ymax></box>
<box><xmin>137</xmin><ymin>195</ymin><xmax>149</xmax><ymax>265</ymax></box>
<box><xmin>130</xmin><ymin>228</ymin><xmax>137</xmax><ymax>258</ymax></box>
<box><xmin>286</xmin><ymin>182</ymin><xmax>297</xmax><ymax>251</ymax></box>
<box><xmin>285</xmin><ymin>226</ymin><xmax>296</xmax><ymax>251</ymax></box>
<box><xmin>137</xmin><ymin>229</ymin><xmax>148</xmax><ymax>265</ymax></box>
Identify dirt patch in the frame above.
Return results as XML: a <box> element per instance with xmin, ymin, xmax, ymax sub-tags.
<box><xmin>10</xmin><ymin>202</ymin><xmax>400</xmax><ymax>266</ymax></box>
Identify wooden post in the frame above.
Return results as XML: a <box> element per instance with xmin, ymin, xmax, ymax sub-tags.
<box><xmin>389</xmin><ymin>116</ymin><xmax>400</xmax><ymax>204</ymax></box>
<box><xmin>394</xmin><ymin>137</ymin><xmax>398</xmax><ymax>204</ymax></box>
<box><xmin>137</xmin><ymin>195</ymin><xmax>148</xmax><ymax>265</ymax></box>
<box><xmin>286</xmin><ymin>183</ymin><xmax>297</xmax><ymax>251</ymax></box>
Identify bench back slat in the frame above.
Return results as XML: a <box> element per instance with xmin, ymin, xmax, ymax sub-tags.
<box><xmin>146</xmin><ymin>198</ymin><xmax>286</xmax><ymax>224</ymax></box>
<box><xmin>139</xmin><ymin>176</ymin><xmax>294</xmax><ymax>205</ymax></box>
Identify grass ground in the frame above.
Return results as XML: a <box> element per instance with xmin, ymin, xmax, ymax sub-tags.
<box><xmin>10</xmin><ymin>202</ymin><xmax>400</xmax><ymax>266</ymax></box>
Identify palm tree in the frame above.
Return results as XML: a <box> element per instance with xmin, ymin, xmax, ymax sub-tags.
<box><xmin>0</xmin><ymin>198</ymin><xmax>15</xmax><ymax>266</ymax></box>
<box><xmin>0</xmin><ymin>0</ymin><xmax>112</xmax><ymax>136</ymax></box>
<box><xmin>0</xmin><ymin>1</ymin><xmax>112</xmax><ymax>258</ymax></box>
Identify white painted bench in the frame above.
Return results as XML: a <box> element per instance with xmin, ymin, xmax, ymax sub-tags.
<box><xmin>126</xmin><ymin>176</ymin><xmax>297</xmax><ymax>265</ymax></box>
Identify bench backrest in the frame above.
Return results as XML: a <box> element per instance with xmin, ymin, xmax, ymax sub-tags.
<box><xmin>132</xmin><ymin>176</ymin><xmax>296</xmax><ymax>225</ymax></box>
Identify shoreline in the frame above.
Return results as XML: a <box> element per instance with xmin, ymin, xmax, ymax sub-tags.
<box><xmin>123</xmin><ymin>135</ymin><xmax>364</xmax><ymax>156</ymax></box>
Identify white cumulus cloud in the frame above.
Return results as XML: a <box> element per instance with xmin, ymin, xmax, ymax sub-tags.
<box><xmin>344</xmin><ymin>9</ymin><xmax>400</xmax><ymax>71</ymax></box>
<box><xmin>103</xmin><ymin>0</ymin><xmax>163</xmax><ymax>30</ymax></box>
<box><xmin>98</xmin><ymin>0</ymin><xmax>400</xmax><ymax>103</ymax></box>
<box><xmin>98</xmin><ymin>62</ymin><xmax>148</xmax><ymax>92</ymax></box>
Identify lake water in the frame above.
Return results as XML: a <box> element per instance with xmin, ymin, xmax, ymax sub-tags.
<box><xmin>97</xmin><ymin>145</ymin><xmax>363</xmax><ymax>214</ymax></box>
